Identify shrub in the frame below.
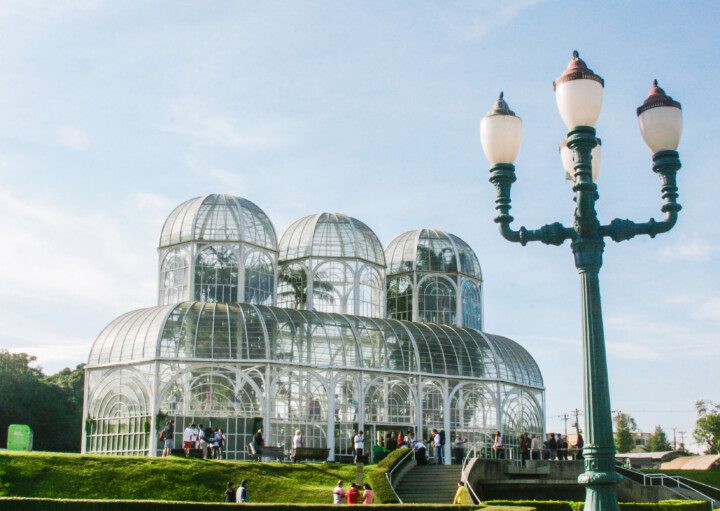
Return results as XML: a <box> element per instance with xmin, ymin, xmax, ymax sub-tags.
<box><xmin>0</xmin><ymin>499</ymin><xmax>489</xmax><ymax>511</ymax></box>
<box><xmin>366</xmin><ymin>447</ymin><xmax>413</xmax><ymax>504</ymax></box>
<box><xmin>485</xmin><ymin>500</ymin><xmax>710</xmax><ymax>511</ymax></box>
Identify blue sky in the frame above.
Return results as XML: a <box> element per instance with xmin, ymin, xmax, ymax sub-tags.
<box><xmin>1</xmin><ymin>1</ymin><xmax>718</xmax><ymax>451</ymax></box>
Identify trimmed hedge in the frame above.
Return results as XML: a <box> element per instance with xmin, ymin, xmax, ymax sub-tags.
<box><xmin>366</xmin><ymin>447</ymin><xmax>413</xmax><ymax>504</ymax></box>
<box><xmin>0</xmin><ymin>499</ymin><xmax>492</xmax><ymax>511</ymax></box>
<box><xmin>485</xmin><ymin>500</ymin><xmax>711</xmax><ymax>511</ymax></box>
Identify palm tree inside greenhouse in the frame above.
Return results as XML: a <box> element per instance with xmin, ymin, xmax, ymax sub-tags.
<box><xmin>277</xmin><ymin>265</ymin><xmax>335</xmax><ymax>309</ymax></box>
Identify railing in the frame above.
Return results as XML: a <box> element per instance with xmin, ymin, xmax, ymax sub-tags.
<box><xmin>386</xmin><ymin>448</ymin><xmax>415</xmax><ymax>504</ymax></box>
<box><xmin>461</xmin><ymin>445</ymin><xmax>483</xmax><ymax>504</ymax></box>
<box><xmin>616</xmin><ymin>464</ymin><xmax>720</xmax><ymax>508</ymax></box>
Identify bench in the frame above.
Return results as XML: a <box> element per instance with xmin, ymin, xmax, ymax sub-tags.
<box><xmin>292</xmin><ymin>447</ymin><xmax>330</xmax><ymax>462</ymax></box>
<box><xmin>247</xmin><ymin>443</ymin><xmax>286</xmax><ymax>461</ymax></box>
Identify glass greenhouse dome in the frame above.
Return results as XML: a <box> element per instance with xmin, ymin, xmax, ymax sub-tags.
<box><xmin>83</xmin><ymin>196</ymin><xmax>545</xmax><ymax>461</ymax></box>
<box><xmin>277</xmin><ymin>213</ymin><xmax>386</xmax><ymax>318</ymax></box>
<box><xmin>157</xmin><ymin>194</ymin><xmax>277</xmax><ymax>306</ymax></box>
<box><xmin>386</xmin><ymin>229</ymin><xmax>484</xmax><ymax>330</ymax></box>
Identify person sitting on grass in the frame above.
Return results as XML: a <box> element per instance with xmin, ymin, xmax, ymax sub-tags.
<box><xmin>362</xmin><ymin>483</ymin><xmax>374</xmax><ymax>505</ymax></box>
<box><xmin>236</xmin><ymin>479</ymin><xmax>249</xmax><ymax>503</ymax></box>
<box><xmin>333</xmin><ymin>480</ymin><xmax>346</xmax><ymax>504</ymax></box>
<box><xmin>347</xmin><ymin>483</ymin><xmax>360</xmax><ymax>504</ymax></box>
<box><xmin>453</xmin><ymin>481</ymin><xmax>472</xmax><ymax>505</ymax></box>
<box><xmin>224</xmin><ymin>481</ymin><xmax>235</xmax><ymax>502</ymax></box>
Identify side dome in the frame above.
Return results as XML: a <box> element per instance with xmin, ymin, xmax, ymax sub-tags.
<box><xmin>159</xmin><ymin>194</ymin><xmax>277</xmax><ymax>250</ymax></box>
<box><xmin>385</xmin><ymin>229</ymin><xmax>483</xmax><ymax>329</ymax></box>
<box><xmin>278</xmin><ymin>213</ymin><xmax>385</xmax><ymax>266</ymax></box>
<box><xmin>385</xmin><ymin>229</ymin><xmax>482</xmax><ymax>280</ymax></box>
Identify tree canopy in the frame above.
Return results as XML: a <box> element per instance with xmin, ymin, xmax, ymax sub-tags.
<box><xmin>614</xmin><ymin>411</ymin><xmax>637</xmax><ymax>453</ymax></box>
<box><xmin>0</xmin><ymin>350</ymin><xmax>84</xmax><ymax>452</ymax></box>
<box><xmin>694</xmin><ymin>400</ymin><xmax>720</xmax><ymax>454</ymax></box>
<box><xmin>645</xmin><ymin>425</ymin><xmax>673</xmax><ymax>452</ymax></box>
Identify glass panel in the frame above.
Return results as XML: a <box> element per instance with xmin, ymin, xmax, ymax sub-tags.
<box><xmin>194</xmin><ymin>246</ymin><xmax>239</xmax><ymax>303</ymax></box>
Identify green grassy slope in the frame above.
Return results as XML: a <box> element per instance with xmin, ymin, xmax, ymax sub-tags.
<box><xmin>0</xmin><ymin>451</ymin><xmax>359</xmax><ymax>504</ymax></box>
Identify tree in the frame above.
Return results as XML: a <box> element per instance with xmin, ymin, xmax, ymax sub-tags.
<box><xmin>645</xmin><ymin>425</ymin><xmax>673</xmax><ymax>452</ymax></box>
<box><xmin>694</xmin><ymin>400</ymin><xmax>720</xmax><ymax>454</ymax></box>
<box><xmin>614</xmin><ymin>412</ymin><xmax>637</xmax><ymax>453</ymax></box>
<box><xmin>277</xmin><ymin>265</ymin><xmax>335</xmax><ymax>309</ymax></box>
<box><xmin>0</xmin><ymin>350</ymin><xmax>85</xmax><ymax>452</ymax></box>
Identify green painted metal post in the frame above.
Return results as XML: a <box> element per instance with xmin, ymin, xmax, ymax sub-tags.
<box><xmin>487</xmin><ymin>119</ymin><xmax>682</xmax><ymax>511</ymax></box>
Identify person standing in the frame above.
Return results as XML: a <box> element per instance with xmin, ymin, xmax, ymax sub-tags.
<box><xmin>453</xmin><ymin>433</ymin><xmax>468</xmax><ymax>465</ymax></box>
<box><xmin>453</xmin><ymin>481</ymin><xmax>472</xmax><ymax>505</ymax></box>
<box><xmin>333</xmin><ymin>480</ymin><xmax>346</xmax><ymax>504</ymax></box>
<box><xmin>183</xmin><ymin>423</ymin><xmax>195</xmax><ymax>456</ymax></box>
<box><xmin>236</xmin><ymin>479</ymin><xmax>249</xmax><ymax>503</ymax></box>
<box><xmin>202</xmin><ymin>424</ymin><xmax>214</xmax><ymax>459</ymax></box>
<box><xmin>491</xmin><ymin>431</ymin><xmax>504</xmax><ymax>459</ymax></box>
<box><xmin>347</xmin><ymin>483</ymin><xmax>360</xmax><ymax>504</ymax></box>
<box><xmin>197</xmin><ymin>424</ymin><xmax>205</xmax><ymax>455</ymax></box>
<box><xmin>224</xmin><ymin>481</ymin><xmax>236</xmax><ymax>502</ymax></box>
<box><xmin>548</xmin><ymin>433</ymin><xmax>558</xmax><ymax>461</ymax></box>
<box><xmin>254</xmin><ymin>428</ymin><xmax>265</xmax><ymax>460</ymax></box>
<box><xmin>433</xmin><ymin>429</ymin><xmax>444</xmax><ymax>465</ymax></box>
<box><xmin>161</xmin><ymin>420</ymin><xmax>174</xmax><ymax>457</ymax></box>
<box><xmin>353</xmin><ymin>431</ymin><xmax>364</xmax><ymax>464</ymax></box>
<box><xmin>557</xmin><ymin>434</ymin><xmax>567</xmax><ymax>460</ymax></box>
<box><xmin>575</xmin><ymin>432</ymin><xmax>584</xmax><ymax>460</ymax></box>
<box><xmin>530</xmin><ymin>434</ymin><xmax>541</xmax><ymax>460</ymax></box>
<box><xmin>520</xmin><ymin>433</ymin><xmax>530</xmax><ymax>466</ymax></box>
<box><xmin>362</xmin><ymin>484</ymin><xmax>374</xmax><ymax>505</ymax></box>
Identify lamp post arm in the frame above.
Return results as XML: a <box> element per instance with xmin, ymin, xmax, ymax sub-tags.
<box><xmin>489</xmin><ymin>163</ymin><xmax>575</xmax><ymax>246</ymax></box>
<box><xmin>600</xmin><ymin>150</ymin><xmax>682</xmax><ymax>242</ymax></box>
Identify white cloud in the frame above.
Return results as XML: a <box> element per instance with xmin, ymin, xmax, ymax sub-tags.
<box><xmin>163</xmin><ymin>97</ymin><xmax>297</xmax><ymax>150</ymax></box>
<box><xmin>441</xmin><ymin>0</ymin><xmax>545</xmax><ymax>40</ymax></box>
<box><xmin>56</xmin><ymin>124</ymin><xmax>90</xmax><ymax>150</ymax></box>
<box><xmin>659</xmin><ymin>240</ymin><xmax>714</xmax><ymax>261</ymax></box>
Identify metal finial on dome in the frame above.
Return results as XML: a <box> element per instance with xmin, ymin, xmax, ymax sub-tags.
<box><xmin>553</xmin><ymin>50</ymin><xmax>604</xmax><ymax>90</ymax></box>
<box><xmin>486</xmin><ymin>91</ymin><xmax>516</xmax><ymax>116</ymax></box>
<box><xmin>637</xmin><ymin>79</ymin><xmax>681</xmax><ymax>115</ymax></box>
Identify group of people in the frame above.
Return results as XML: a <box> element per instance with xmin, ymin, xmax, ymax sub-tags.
<box><xmin>180</xmin><ymin>422</ymin><xmax>226</xmax><ymax>459</ymax></box>
<box><xmin>517</xmin><ymin>431</ymin><xmax>584</xmax><ymax>463</ymax></box>
<box><xmin>224</xmin><ymin>480</ymin><xmax>249</xmax><ymax>503</ymax></box>
<box><xmin>332</xmin><ymin>481</ymin><xmax>374</xmax><ymax>504</ymax></box>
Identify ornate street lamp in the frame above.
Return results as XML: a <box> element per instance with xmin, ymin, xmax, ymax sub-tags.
<box><xmin>480</xmin><ymin>51</ymin><xmax>682</xmax><ymax>511</ymax></box>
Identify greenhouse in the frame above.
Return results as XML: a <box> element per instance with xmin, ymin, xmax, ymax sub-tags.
<box><xmin>83</xmin><ymin>194</ymin><xmax>545</xmax><ymax>461</ymax></box>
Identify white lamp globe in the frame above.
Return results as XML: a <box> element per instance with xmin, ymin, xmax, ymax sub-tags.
<box><xmin>560</xmin><ymin>138</ymin><xmax>602</xmax><ymax>182</ymax></box>
<box><xmin>637</xmin><ymin>80</ymin><xmax>682</xmax><ymax>153</ymax></box>
<box><xmin>480</xmin><ymin>92</ymin><xmax>522</xmax><ymax>165</ymax></box>
<box><xmin>554</xmin><ymin>51</ymin><xmax>604</xmax><ymax>129</ymax></box>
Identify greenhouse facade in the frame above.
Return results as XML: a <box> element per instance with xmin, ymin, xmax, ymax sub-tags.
<box><xmin>83</xmin><ymin>194</ymin><xmax>545</xmax><ymax>461</ymax></box>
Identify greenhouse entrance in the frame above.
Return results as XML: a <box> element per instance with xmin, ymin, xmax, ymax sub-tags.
<box><xmin>368</xmin><ymin>425</ymin><xmax>416</xmax><ymax>463</ymax></box>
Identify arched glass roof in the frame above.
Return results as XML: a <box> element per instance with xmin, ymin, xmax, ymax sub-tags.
<box><xmin>278</xmin><ymin>213</ymin><xmax>385</xmax><ymax>265</ymax></box>
<box><xmin>88</xmin><ymin>302</ymin><xmax>542</xmax><ymax>387</ymax></box>
<box><xmin>159</xmin><ymin>194</ymin><xmax>277</xmax><ymax>250</ymax></box>
<box><xmin>385</xmin><ymin>229</ymin><xmax>482</xmax><ymax>280</ymax></box>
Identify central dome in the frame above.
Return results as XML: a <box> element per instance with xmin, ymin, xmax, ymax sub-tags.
<box><xmin>159</xmin><ymin>194</ymin><xmax>277</xmax><ymax>250</ymax></box>
<box><xmin>278</xmin><ymin>213</ymin><xmax>385</xmax><ymax>265</ymax></box>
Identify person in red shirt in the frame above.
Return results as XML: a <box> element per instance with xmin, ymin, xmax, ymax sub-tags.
<box><xmin>346</xmin><ymin>483</ymin><xmax>360</xmax><ymax>504</ymax></box>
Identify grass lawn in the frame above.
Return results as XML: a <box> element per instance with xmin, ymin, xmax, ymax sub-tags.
<box><xmin>0</xmin><ymin>451</ymin><xmax>361</xmax><ymax>504</ymax></box>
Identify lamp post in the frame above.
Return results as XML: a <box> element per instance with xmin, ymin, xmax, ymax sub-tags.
<box><xmin>479</xmin><ymin>51</ymin><xmax>683</xmax><ymax>511</ymax></box>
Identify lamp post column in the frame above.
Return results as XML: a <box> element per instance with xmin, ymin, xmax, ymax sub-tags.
<box><xmin>573</xmin><ymin>238</ymin><xmax>621</xmax><ymax>511</ymax></box>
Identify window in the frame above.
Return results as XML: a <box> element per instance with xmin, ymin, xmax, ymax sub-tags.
<box><xmin>418</xmin><ymin>276</ymin><xmax>457</xmax><ymax>326</ymax></box>
<box><xmin>159</xmin><ymin>248</ymin><xmax>189</xmax><ymax>304</ymax></box>
<box><xmin>194</xmin><ymin>246</ymin><xmax>239</xmax><ymax>303</ymax></box>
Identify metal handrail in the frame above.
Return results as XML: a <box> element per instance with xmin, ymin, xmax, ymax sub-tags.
<box><xmin>616</xmin><ymin>464</ymin><xmax>718</xmax><ymax>507</ymax></box>
<box><xmin>461</xmin><ymin>445</ymin><xmax>483</xmax><ymax>505</ymax></box>
<box><xmin>386</xmin><ymin>448</ymin><xmax>415</xmax><ymax>504</ymax></box>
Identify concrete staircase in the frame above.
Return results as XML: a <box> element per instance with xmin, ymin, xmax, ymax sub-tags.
<box><xmin>395</xmin><ymin>464</ymin><xmax>464</xmax><ymax>503</ymax></box>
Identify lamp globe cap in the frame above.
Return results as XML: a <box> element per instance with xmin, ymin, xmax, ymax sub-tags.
<box><xmin>553</xmin><ymin>50</ymin><xmax>605</xmax><ymax>91</ymax></box>
<box><xmin>636</xmin><ymin>79</ymin><xmax>682</xmax><ymax>116</ymax></box>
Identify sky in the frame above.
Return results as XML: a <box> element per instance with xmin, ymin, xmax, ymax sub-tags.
<box><xmin>1</xmin><ymin>0</ymin><xmax>718</xmax><ymax>452</ymax></box>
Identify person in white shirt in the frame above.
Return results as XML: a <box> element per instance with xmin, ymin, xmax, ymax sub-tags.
<box><xmin>492</xmin><ymin>431</ymin><xmax>505</xmax><ymax>459</ymax></box>
<box><xmin>414</xmin><ymin>438</ymin><xmax>428</xmax><ymax>465</ymax></box>
<box><xmin>530</xmin><ymin>434</ymin><xmax>541</xmax><ymax>460</ymax></box>
<box><xmin>332</xmin><ymin>480</ymin><xmax>346</xmax><ymax>504</ymax></box>
<box><xmin>432</xmin><ymin>429</ymin><xmax>444</xmax><ymax>465</ymax></box>
<box><xmin>353</xmin><ymin>431</ymin><xmax>365</xmax><ymax>463</ymax></box>
<box><xmin>183</xmin><ymin>423</ymin><xmax>195</xmax><ymax>456</ymax></box>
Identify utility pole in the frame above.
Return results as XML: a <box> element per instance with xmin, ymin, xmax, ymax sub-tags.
<box><xmin>678</xmin><ymin>431</ymin><xmax>686</xmax><ymax>451</ymax></box>
<box><xmin>573</xmin><ymin>408</ymin><xmax>584</xmax><ymax>434</ymax></box>
<box><xmin>558</xmin><ymin>413</ymin><xmax>571</xmax><ymax>436</ymax></box>
<box><xmin>672</xmin><ymin>428</ymin><xmax>677</xmax><ymax>450</ymax></box>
